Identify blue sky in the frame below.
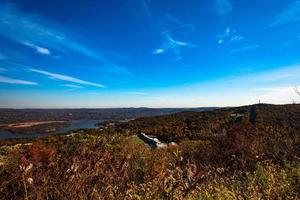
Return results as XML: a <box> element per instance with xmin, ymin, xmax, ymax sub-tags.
<box><xmin>0</xmin><ymin>0</ymin><xmax>300</xmax><ymax>108</ymax></box>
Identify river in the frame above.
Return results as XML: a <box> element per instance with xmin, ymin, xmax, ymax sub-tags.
<box><xmin>0</xmin><ymin>120</ymin><xmax>103</xmax><ymax>139</ymax></box>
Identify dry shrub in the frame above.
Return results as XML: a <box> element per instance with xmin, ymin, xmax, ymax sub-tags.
<box><xmin>0</xmin><ymin>133</ymin><xmax>299</xmax><ymax>200</ymax></box>
<box><xmin>29</xmin><ymin>141</ymin><xmax>56</xmax><ymax>164</ymax></box>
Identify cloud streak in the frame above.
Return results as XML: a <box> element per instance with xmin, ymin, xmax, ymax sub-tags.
<box><xmin>271</xmin><ymin>1</ymin><xmax>300</xmax><ymax>26</ymax></box>
<box><xmin>0</xmin><ymin>3</ymin><xmax>104</xmax><ymax>60</ymax></box>
<box><xmin>230</xmin><ymin>35</ymin><xmax>244</xmax><ymax>41</ymax></box>
<box><xmin>217</xmin><ymin>27</ymin><xmax>244</xmax><ymax>44</ymax></box>
<box><xmin>62</xmin><ymin>84</ymin><xmax>83</xmax><ymax>89</ymax></box>
<box><xmin>0</xmin><ymin>3</ymin><xmax>130</xmax><ymax>75</ymax></box>
<box><xmin>29</xmin><ymin>68</ymin><xmax>105</xmax><ymax>88</ymax></box>
<box><xmin>153</xmin><ymin>49</ymin><xmax>165</xmax><ymax>54</ymax></box>
<box><xmin>0</xmin><ymin>75</ymin><xmax>38</xmax><ymax>85</ymax></box>
<box><xmin>23</xmin><ymin>41</ymin><xmax>50</xmax><ymax>55</ymax></box>
<box><xmin>154</xmin><ymin>32</ymin><xmax>196</xmax><ymax>59</ymax></box>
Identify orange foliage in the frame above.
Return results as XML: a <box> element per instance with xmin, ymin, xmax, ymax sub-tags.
<box><xmin>29</xmin><ymin>141</ymin><xmax>56</xmax><ymax>164</ymax></box>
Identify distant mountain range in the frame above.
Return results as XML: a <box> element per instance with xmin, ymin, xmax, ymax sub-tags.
<box><xmin>0</xmin><ymin>107</ymin><xmax>218</xmax><ymax>124</ymax></box>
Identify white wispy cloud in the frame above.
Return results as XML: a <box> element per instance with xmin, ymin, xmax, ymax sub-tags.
<box><xmin>62</xmin><ymin>84</ymin><xmax>83</xmax><ymax>89</ymax></box>
<box><xmin>153</xmin><ymin>49</ymin><xmax>165</xmax><ymax>54</ymax></box>
<box><xmin>230</xmin><ymin>35</ymin><xmax>244</xmax><ymax>41</ymax></box>
<box><xmin>0</xmin><ymin>3</ymin><xmax>130</xmax><ymax>75</ymax></box>
<box><xmin>0</xmin><ymin>3</ymin><xmax>104</xmax><ymax>60</ymax></box>
<box><xmin>217</xmin><ymin>27</ymin><xmax>231</xmax><ymax>44</ymax></box>
<box><xmin>154</xmin><ymin>31</ymin><xmax>196</xmax><ymax>59</ymax></box>
<box><xmin>23</xmin><ymin>41</ymin><xmax>50</xmax><ymax>55</ymax></box>
<box><xmin>171</xmin><ymin>39</ymin><xmax>195</xmax><ymax>47</ymax></box>
<box><xmin>29</xmin><ymin>68</ymin><xmax>105</xmax><ymax>88</ymax></box>
<box><xmin>225</xmin><ymin>27</ymin><xmax>231</xmax><ymax>35</ymax></box>
<box><xmin>216</xmin><ymin>0</ymin><xmax>232</xmax><ymax>16</ymax></box>
<box><xmin>0</xmin><ymin>75</ymin><xmax>38</xmax><ymax>85</ymax></box>
<box><xmin>217</xmin><ymin>27</ymin><xmax>244</xmax><ymax>44</ymax></box>
<box><xmin>271</xmin><ymin>1</ymin><xmax>300</xmax><ymax>26</ymax></box>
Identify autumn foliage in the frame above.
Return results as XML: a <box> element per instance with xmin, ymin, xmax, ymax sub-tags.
<box><xmin>0</xmin><ymin>104</ymin><xmax>299</xmax><ymax>199</ymax></box>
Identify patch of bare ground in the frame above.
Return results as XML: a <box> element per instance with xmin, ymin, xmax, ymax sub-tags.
<box><xmin>5</xmin><ymin>121</ymin><xmax>66</xmax><ymax>128</ymax></box>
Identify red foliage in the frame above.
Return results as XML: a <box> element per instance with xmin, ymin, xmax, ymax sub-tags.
<box><xmin>29</xmin><ymin>141</ymin><xmax>56</xmax><ymax>164</ymax></box>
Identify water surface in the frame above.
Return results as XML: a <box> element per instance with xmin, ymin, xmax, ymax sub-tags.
<box><xmin>0</xmin><ymin>120</ymin><xmax>102</xmax><ymax>139</ymax></box>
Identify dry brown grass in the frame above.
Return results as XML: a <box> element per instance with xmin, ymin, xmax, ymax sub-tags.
<box><xmin>0</xmin><ymin>132</ymin><xmax>299</xmax><ymax>199</ymax></box>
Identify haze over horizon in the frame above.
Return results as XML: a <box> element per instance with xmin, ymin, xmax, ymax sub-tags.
<box><xmin>0</xmin><ymin>0</ymin><xmax>300</xmax><ymax>108</ymax></box>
